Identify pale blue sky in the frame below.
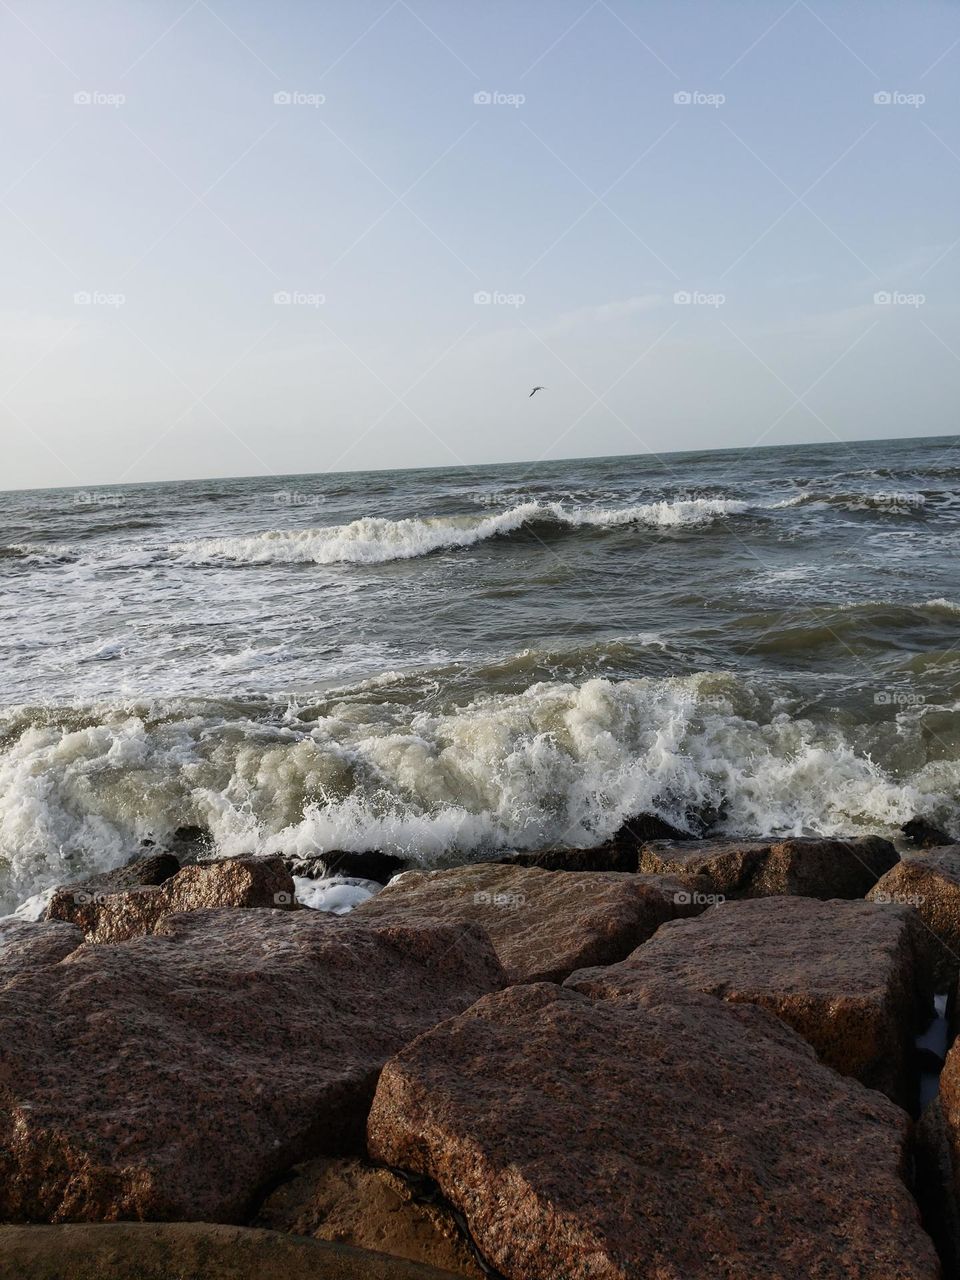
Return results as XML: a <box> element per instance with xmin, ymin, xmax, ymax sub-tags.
<box><xmin>2</xmin><ymin>0</ymin><xmax>960</xmax><ymax>489</ymax></box>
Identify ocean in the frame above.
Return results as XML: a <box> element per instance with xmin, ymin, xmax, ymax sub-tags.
<box><xmin>2</xmin><ymin>433</ymin><xmax>959</xmax><ymax>914</ymax></box>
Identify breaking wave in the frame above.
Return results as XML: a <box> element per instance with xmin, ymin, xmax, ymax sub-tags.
<box><xmin>0</xmin><ymin>670</ymin><xmax>952</xmax><ymax>913</ymax></box>
<box><xmin>170</xmin><ymin>498</ymin><xmax>752</xmax><ymax>566</ymax></box>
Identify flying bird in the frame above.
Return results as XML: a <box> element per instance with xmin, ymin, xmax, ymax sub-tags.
<box><xmin>529</xmin><ymin>385</ymin><xmax>547</xmax><ymax>397</ymax></box>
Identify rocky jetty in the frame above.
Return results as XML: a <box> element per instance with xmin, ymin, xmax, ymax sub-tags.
<box><xmin>4</xmin><ymin>834</ymin><xmax>960</xmax><ymax>1277</ymax></box>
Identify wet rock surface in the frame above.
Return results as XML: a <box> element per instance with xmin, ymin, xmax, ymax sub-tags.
<box><xmin>256</xmin><ymin>1157</ymin><xmax>482</xmax><ymax>1278</ymax></box>
<box><xmin>868</xmin><ymin>847</ymin><xmax>960</xmax><ymax>986</ymax></box>
<box><xmin>566</xmin><ymin>895</ymin><xmax>932</xmax><ymax>1106</ymax></box>
<box><xmin>0</xmin><ymin>909</ymin><xmax>505</xmax><ymax>1224</ymax></box>
<box><xmin>368</xmin><ymin>982</ymin><xmax>939</xmax><ymax>1280</ymax></box>
<box><xmin>0</xmin><ymin>917</ymin><xmax>84</xmax><ymax>973</ymax></box>
<box><xmin>352</xmin><ymin>862</ymin><xmax>706</xmax><ymax>983</ymax></box>
<box><xmin>638</xmin><ymin>834</ymin><xmax>898</xmax><ymax>899</ymax></box>
<box><xmin>0</xmin><ymin>1224</ymin><xmax>466</xmax><ymax>1280</ymax></box>
<box><xmin>46</xmin><ymin>856</ymin><xmax>296</xmax><ymax>943</ymax></box>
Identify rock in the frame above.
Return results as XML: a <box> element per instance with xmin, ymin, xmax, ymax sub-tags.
<box><xmin>904</xmin><ymin>817</ymin><xmax>954</xmax><ymax>849</ymax></box>
<box><xmin>868</xmin><ymin>848</ymin><xmax>960</xmax><ymax>987</ymax></box>
<box><xmin>256</xmin><ymin>1158</ymin><xmax>482</xmax><ymax>1278</ymax></box>
<box><xmin>917</xmin><ymin>1031</ymin><xmax>960</xmax><ymax>1273</ymax></box>
<box><xmin>352</xmin><ymin>862</ymin><xmax>707</xmax><ymax>983</ymax></box>
<box><xmin>611</xmin><ymin>810</ymin><xmax>697</xmax><ymax>845</ymax></box>
<box><xmin>284</xmin><ymin>850</ymin><xmax>408</xmax><ymax>886</ymax></box>
<box><xmin>566</xmin><ymin>895</ymin><xmax>932</xmax><ymax>1107</ymax></box>
<box><xmin>46</xmin><ymin>856</ymin><xmax>296</xmax><ymax>943</ymax></box>
<box><xmin>0</xmin><ymin>1224</ymin><xmax>465</xmax><ymax>1279</ymax></box>
<box><xmin>44</xmin><ymin>850</ymin><xmax>181</xmax><ymax>908</ymax></box>
<box><xmin>0</xmin><ymin>918</ymin><xmax>84</xmax><ymax>973</ymax></box>
<box><xmin>638</xmin><ymin>834</ymin><xmax>898</xmax><ymax>899</ymax></box>
<box><xmin>368</xmin><ymin>983</ymin><xmax>939</xmax><ymax>1280</ymax></box>
<box><xmin>495</xmin><ymin>846</ymin><xmax>636</xmax><ymax>873</ymax></box>
<box><xmin>494</xmin><ymin>812</ymin><xmax>699</xmax><ymax>875</ymax></box>
<box><xmin>0</xmin><ymin>909</ymin><xmax>505</xmax><ymax>1223</ymax></box>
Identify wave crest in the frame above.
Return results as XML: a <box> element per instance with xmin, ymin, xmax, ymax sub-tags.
<box><xmin>171</xmin><ymin>498</ymin><xmax>751</xmax><ymax>566</ymax></box>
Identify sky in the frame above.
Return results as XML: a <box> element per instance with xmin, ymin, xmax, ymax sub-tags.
<box><xmin>2</xmin><ymin>0</ymin><xmax>960</xmax><ymax>490</ymax></box>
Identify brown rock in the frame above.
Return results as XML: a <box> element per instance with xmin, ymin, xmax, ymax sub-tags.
<box><xmin>495</xmin><ymin>845</ymin><xmax>636</xmax><ymax>873</ymax></box>
<box><xmin>917</xmin><ymin>1028</ymin><xmax>960</xmax><ymax>1273</ymax></box>
<box><xmin>868</xmin><ymin>847</ymin><xmax>960</xmax><ymax>987</ymax></box>
<box><xmin>46</xmin><ymin>856</ymin><xmax>296</xmax><ymax>943</ymax></box>
<box><xmin>904</xmin><ymin>817</ymin><xmax>954</xmax><ymax>850</ymax></box>
<box><xmin>256</xmin><ymin>1158</ymin><xmax>481</xmax><ymax>1278</ymax></box>
<box><xmin>368</xmin><ymin>982</ymin><xmax>939</xmax><ymax>1280</ymax></box>
<box><xmin>0</xmin><ymin>1223</ymin><xmax>465</xmax><ymax>1280</ymax></box>
<box><xmin>40</xmin><ymin>849</ymin><xmax>181</xmax><ymax>920</ymax></box>
<box><xmin>0</xmin><ymin>909</ymin><xmax>504</xmax><ymax>1223</ymax></box>
<box><xmin>0</xmin><ymin>918</ymin><xmax>84</xmax><ymax>973</ymax></box>
<box><xmin>637</xmin><ymin>837</ymin><xmax>770</xmax><ymax>893</ymax></box>
<box><xmin>567</xmin><ymin>895</ymin><xmax>931</xmax><ymax>1106</ymax></box>
<box><xmin>353</xmin><ymin>862</ymin><xmax>707</xmax><ymax>983</ymax></box>
<box><xmin>638</xmin><ymin>834</ymin><xmax>897</xmax><ymax>899</ymax></box>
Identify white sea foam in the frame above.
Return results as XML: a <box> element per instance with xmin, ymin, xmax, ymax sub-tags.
<box><xmin>170</xmin><ymin>498</ymin><xmax>752</xmax><ymax>567</ymax></box>
<box><xmin>0</xmin><ymin>672</ymin><xmax>947</xmax><ymax>913</ymax></box>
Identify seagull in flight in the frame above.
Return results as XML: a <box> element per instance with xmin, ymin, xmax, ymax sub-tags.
<box><xmin>529</xmin><ymin>385</ymin><xmax>547</xmax><ymax>397</ymax></box>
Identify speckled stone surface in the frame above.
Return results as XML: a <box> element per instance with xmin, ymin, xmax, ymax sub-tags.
<box><xmin>0</xmin><ymin>909</ymin><xmax>505</xmax><ymax>1223</ymax></box>
<box><xmin>0</xmin><ymin>1224</ymin><xmax>466</xmax><ymax>1279</ymax></box>
<box><xmin>46</xmin><ymin>856</ymin><xmax>296</xmax><ymax>943</ymax></box>
<box><xmin>352</xmin><ymin>862</ymin><xmax>706</xmax><ymax>983</ymax></box>
<box><xmin>0</xmin><ymin>917</ymin><xmax>84</xmax><ymax>973</ymax></box>
<box><xmin>868</xmin><ymin>846</ymin><xmax>960</xmax><ymax>986</ymax></box>
<box><xmin>638</xmin><ymin>835</ymin><xmax>898</xmax><ymax>899</ymax></box>
<box><xmin>256</xmin><ymin>1157</ymin><xmax>482</xmax><ymax>1278</ymax></box>
<box><xmin>566</xmin><ymin>895</ymin><xmax>930</xmax><ymax>1105</ymax></box>
<box><xmin>368</xmin><ymin>982</ymin><xmax>939</xmax><ymax>1280</ymax></box>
